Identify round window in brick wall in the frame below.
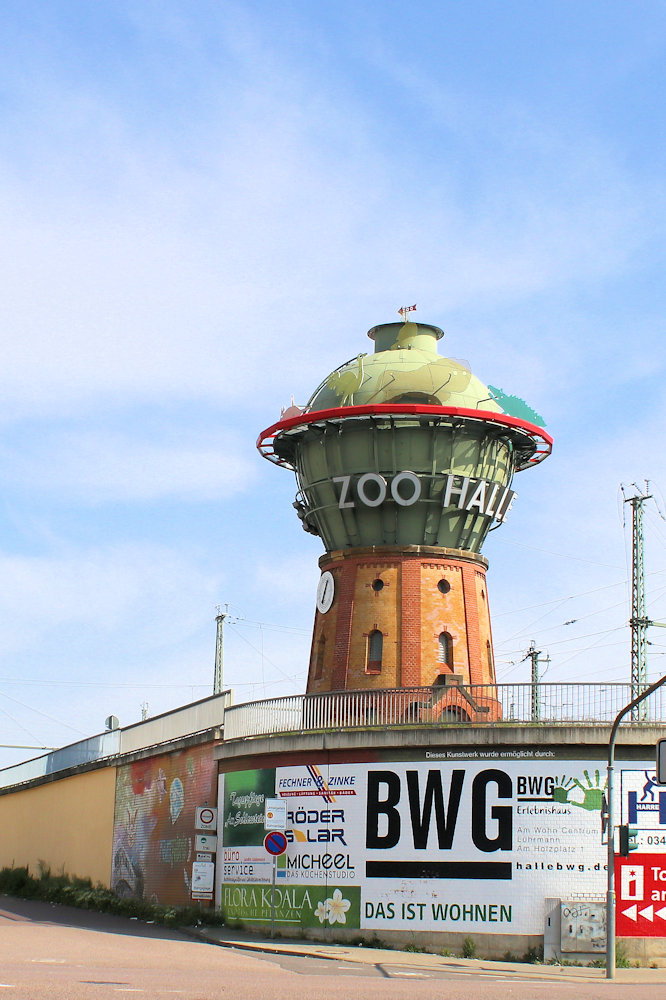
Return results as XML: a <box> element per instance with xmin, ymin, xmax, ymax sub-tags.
<box><xmin>372</xmin><ymin>578</ymin><xmax>384</xmax><ymax>592</ymax></box>
<box><xmin>437</xmin><ymin>579</ymin><xmax>451</xmax><ymax>594</ymax></box>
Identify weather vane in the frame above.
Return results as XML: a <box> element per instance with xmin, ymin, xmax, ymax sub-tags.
<box><xmin>398</xmin><ymin>304</ymin><xmax>417</xmax><ymax>320</ymax></box>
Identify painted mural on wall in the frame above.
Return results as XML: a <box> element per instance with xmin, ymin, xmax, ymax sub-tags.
<box><xmin>216</xmin><ymin>750</ymin><xmax>660</xmax><ymax>936</ymax></box>
<box><xmin>112</xmin><ymin>744</ymin><xmax>216</xmax><ymax>905</ymax></box>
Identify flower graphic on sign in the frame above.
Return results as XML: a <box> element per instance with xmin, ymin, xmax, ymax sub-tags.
<box><xmin>327</xmin><ymin>889</ymin><xmax>351</xmax><ymax>925</ymax></box>
<box><xmin>312</xmin><ymin>889</ymin><xmax>351</xmax><ymax>926</ymax></box>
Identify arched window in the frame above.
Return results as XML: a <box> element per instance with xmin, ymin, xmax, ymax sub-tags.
<box><xmin>366</xmin><ymin>629</ymin><xmax>383</xmax><ymax>673</ymax></box>
<box><xmin>438</xmin><ymin>631</ymin><xmax>453</xmax><ymax>668</ymax></box>
<box><xmin>314</xmin><ymin>635</ymin><xmax>326</xmax><ymax>679</ymax></box>
<box><xmin>486</xmin><ymin>640</ymin><xmax>493</xmax><ymax>673</ymax></box>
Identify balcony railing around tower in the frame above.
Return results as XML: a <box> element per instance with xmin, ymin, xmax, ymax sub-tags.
<box><xmin>223</xmin><ymin>681</ymin><xmax>666</xmax><ymax>741</ymax></box>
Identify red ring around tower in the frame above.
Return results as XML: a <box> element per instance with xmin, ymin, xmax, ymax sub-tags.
<box><xmin>257</xmin><ymin>403</ymin><xmax>553</xmax><ymax>471</ymax></box>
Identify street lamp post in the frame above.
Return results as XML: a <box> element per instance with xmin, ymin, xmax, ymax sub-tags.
<box><xmin>606</xmin><ymin>671</ymin><xmax>666</xmax><ymax>979</ymax></box>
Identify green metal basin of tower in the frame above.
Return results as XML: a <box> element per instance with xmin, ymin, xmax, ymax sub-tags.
<box><xmin>260</xmin><ymin>321</ymin><xmax>551</xmax><ymax>554</ymax></box>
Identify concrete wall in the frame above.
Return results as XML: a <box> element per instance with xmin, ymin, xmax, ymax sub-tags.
<box><xmin>119</xmin><ymin>692</ymin><xmax>229</xmax><ymax>754</ymax></box>
<box><xmin>0</xmin><ymin>765</ymin><xmax>117</xmax><ymax>886</ymax></box>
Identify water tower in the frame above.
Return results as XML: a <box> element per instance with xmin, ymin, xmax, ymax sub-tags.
<box><xmin>258</xmin><ymin>317</ymin><xmax>551</xmax><ymax>709</ymax></box>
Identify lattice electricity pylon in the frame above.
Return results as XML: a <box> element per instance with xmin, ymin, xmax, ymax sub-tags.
<box><xmin>523</xmin><ymin>640</ymin><xmax>550</xmax><ymax>722</ymax></box>
<box><xmin>625</xmin><ymin>489</ymin><xmax>651</xmax><ymax>720</ymax></box>
<box><xmin>214</xmin><ymin>607</ymin><xmax>227</xmax><ymax>695</ymax></box>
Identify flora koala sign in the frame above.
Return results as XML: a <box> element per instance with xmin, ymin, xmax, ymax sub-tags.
<box><xmin>216</xmin><ymin>755</ymin><xmax>658</xmax><ymax>938</ymax></box>
<box><xmin>220</xmin><ymin>882</ymin><xmax>361</xmax><ymax>928</ymax></box>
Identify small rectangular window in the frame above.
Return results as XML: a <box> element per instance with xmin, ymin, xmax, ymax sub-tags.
<box><xmin>366</xmin><ymin>629</ymin><xmax>383</xmax><ymax>673</ymax></box>
<box><xmin>438</xmin><ymin>632</ymin><xmax>452</xmax><ymax>668</ymax></box>
<box><xmin>314</xmin><ymin>635</ymin><xmax>326</xmax><ymax>679</ymax></box>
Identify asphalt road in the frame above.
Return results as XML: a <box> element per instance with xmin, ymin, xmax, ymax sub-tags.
<box><xmin>0</xmin><ymin>897</ymin><xmax>663</xmax><ymax>1000</ymax></box>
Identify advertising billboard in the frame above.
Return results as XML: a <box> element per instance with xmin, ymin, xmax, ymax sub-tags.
<box><xmin>216</xmin><ymin>750</ymin><xmax>657</xmax><ymax>936</ymax></box>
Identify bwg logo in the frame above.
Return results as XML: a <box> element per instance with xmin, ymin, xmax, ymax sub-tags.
<box><xmin>628</xmin><ymin>771</ymin><xmax>666</xmax><ymax>825</ymax></box>
<box><xmin>365</xmin><ymin>768</ymin><xmax>512</xmax><ymax>881</ymax></box>
<box><xmin>516</xmin><ymin>769</ymin><xmax>607</xmax><ymax>813</ymax></box>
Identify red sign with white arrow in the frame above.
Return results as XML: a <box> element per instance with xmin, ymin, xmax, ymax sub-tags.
<box><xmin>616</xmin><ymin>854</ymin><xmax>666</xmax><ymax>936</ymax></box>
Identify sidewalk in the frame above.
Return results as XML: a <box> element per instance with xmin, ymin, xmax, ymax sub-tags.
<box><xmin>189</xmin><ymin>924</ymin><xmax>666</xmax><ymax>983</ymax></box>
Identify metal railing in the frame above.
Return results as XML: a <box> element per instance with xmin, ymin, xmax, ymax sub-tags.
<box><xmin>223</xmin><ymin>682</ymin><xmax>666</xmax><ymax>741</ymax></box>
<box><xmin>2</xmin><ymin>684</ymin><xmax>662</xmax><ymax>788</ymax></box>
<box><xmin>0</xmin><ymin>690</ymin><xmax>232</xmax><ymax>790</ymax></box>
<box><xmin>0</xmin><ymin>730</ymin><xmax>121</xmax><ymax>790</ymax></box>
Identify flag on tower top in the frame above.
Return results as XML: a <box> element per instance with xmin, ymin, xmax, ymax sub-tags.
<box><xmin>398</xmin><ymin>304</ymin><xmax>417</xmax><ymax>319</ymax></box>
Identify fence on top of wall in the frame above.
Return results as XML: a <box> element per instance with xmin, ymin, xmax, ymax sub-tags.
<box><xmin>222</xmin><ymin>682</ymin><xmax>666</xmax><ymax>741</ymax></box>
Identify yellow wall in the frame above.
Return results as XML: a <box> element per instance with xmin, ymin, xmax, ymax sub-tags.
<box><xmin>0</xmin><ymin>766</ymin><xmax>117</xmax><ymax>886</ymax></box>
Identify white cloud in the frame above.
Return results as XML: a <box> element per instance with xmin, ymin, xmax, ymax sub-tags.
<box><xmin>254</xmin><ymin>552</ymin><xmax>320</xmax><ymax>610</ymax></box>
<box><xmin>0</xmin><ymin>12</ymin><xmax>660</xmax><ymax>425</ymax></box>
<box><xmin>2</xmin><ymin>428</ymin><xmax>256</xmax><ymax>503</ymax></box>
<box><xmin>0</xmin><ymin>543</ymin><xmax>222</xmax><ymax>656</ymax></box>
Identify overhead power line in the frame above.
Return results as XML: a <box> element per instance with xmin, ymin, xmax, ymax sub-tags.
<box><xmin>494</xmin><ymin>569</ymin><xmax>666</xmax><ymax>619</ymax></box>
<box><xmin>227</xmin><ymin>616</ymin><xmax>310</xmax><ymax>636</ymax></box>
<box><xmin>0</xmin><ymin>688</ymin><xmax>87</xmax><ymax>736</ymax></box>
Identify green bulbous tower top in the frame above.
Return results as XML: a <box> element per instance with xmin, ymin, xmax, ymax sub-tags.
<box><xmin>258</xmin><ymin>319</ymin><xmax>551</xmax><ymax>555</ymax></box>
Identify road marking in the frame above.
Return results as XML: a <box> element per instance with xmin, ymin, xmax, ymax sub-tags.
<box><xmin>426</xmin><ymin>972</ymin><xmax>555</xmax><ymax>985</ymax></box>
<box><xmin>382</xmin><ymin>967</ymin><xmax>434</xmax><ymax>978</ymax></box>
<box><xmin>476</xmin><ymin>977</ymin><xmax>554</xmax><ymax>985</ymax></box>
<box><xmin>390</xmin><ymin>973</ymin><xmax>432</xmax><ymax>978</ymax></box>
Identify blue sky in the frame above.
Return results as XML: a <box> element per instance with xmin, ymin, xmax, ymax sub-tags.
<box><xmin>2</xmin><ymin>1</ymin><xmax>666</xmax><ymax>767</ymax></box>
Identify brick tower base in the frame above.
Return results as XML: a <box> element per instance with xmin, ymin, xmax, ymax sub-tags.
<box><xmin>306</xmin><ymin>546</ymin><xmax>497</xmax><ymax>701</ymax></box>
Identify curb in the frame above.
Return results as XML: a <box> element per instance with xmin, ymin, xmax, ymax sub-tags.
<box><xmin>184</xmin><ymin>927</ymin><xmax>666</xmax><ymax>982</ymax></box>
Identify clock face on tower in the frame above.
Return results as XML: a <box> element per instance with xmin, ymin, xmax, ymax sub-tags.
<box><xmin>316</xmin><ymin>571</ymin><xmax>335</xmax><ymax>614</ymax></box>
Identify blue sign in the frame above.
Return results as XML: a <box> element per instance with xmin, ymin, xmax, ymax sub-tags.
<box><xmin>628</xmin><ymin>772</ymin><xmax>666</xmax><ymax>825</ymax></box>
